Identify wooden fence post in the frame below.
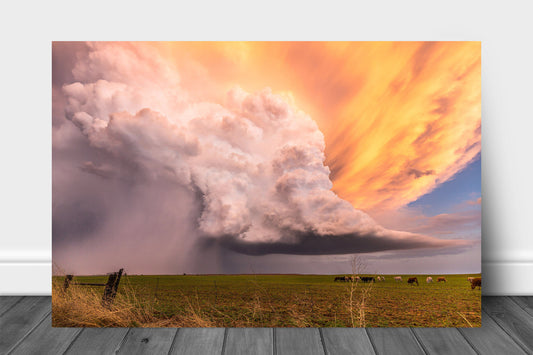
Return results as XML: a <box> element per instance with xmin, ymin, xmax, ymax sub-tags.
<box><xmin>62</xmin><ymin>269</ymin><xmax>124</xmax><ymax>306</ymax></box>
<box><xmin>102</xmin><ymin>268</ymin><xmax>124</xmax><ymax>305</ymax></box>
<box><xmin>63</xmin><ymin>275</ymin><xmax>73</xmax><ymax>291</ymax></box>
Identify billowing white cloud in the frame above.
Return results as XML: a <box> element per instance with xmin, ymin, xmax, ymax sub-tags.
<box><xmin>57</xmin><ymin>42</ymin><xmax>466</xmax><ymax>257</ymax></box>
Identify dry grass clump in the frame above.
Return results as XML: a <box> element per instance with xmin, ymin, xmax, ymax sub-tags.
<box><xmin>178</xmin><ymin>291</ymin><xmax>216</xmax><ymax>327</ymax></box>
<box><xmin>52</xmin><ymin>279</ymin><xmax>171</xmax><ymax>327</ymax></box>
<box><xmin>52</xmin><ymin>277</ymin><xmax>221</xmax><ymax>327</ymax></box>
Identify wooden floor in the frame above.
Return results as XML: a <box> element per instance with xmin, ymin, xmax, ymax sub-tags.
<box><xmin>0</xmin><ymin>297</ymin><xmax>532</xmax><ymax>354</ymax></box>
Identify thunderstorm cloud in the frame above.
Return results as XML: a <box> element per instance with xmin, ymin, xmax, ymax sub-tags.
<box><xmin>52</xmin><ymin>42</ymin><xmax>473</xmax><ymax>274</ymax></box>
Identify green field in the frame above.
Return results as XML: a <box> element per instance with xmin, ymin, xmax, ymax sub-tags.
<box><xmin>52</xmin><ymin>274</ymin><xmax>481</xmax><ymax>327</ymax></box>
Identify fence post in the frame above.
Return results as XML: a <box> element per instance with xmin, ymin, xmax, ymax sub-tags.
<box><xmin>102</xmin><ymin>268</ymin><xmax>124</xmax><ymax>305</ymax></box>
<box><xmin>63</xmin><ymin>275</ymin><xmax>73</xmax><ymax>291</ymax></box>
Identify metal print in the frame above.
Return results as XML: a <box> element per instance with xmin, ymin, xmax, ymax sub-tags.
<box><xmin>52</xmin><ymin>42</ymin><xmax>481</xmax><ymax>327</ymax></box>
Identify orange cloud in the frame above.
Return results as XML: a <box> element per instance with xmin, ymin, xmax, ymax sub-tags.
<box><xmin>468</xmin><ymin>197</ymin><xmax>482</xmax><ymax>205</ymax></box>
<box><xmin>320</xmin><ymin>42</ymin><xmax>481</xmax><ymax>211</ymax></box>
<box><xmin>152</xmin><ymin>42</ymin><xmax>481</xmax><ymax>211</ymax></box>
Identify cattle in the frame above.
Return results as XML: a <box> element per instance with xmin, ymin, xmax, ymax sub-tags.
<box><xmin>335</xmin><ymin>276</ymin><xmax>356</xmax><ymax>282</ymax></box>
<box><xmin>394</xmin><ymin>276</ymin><xmax>402</xmax><ymax>282</ymax></box>
<box><xmin>376</xmin><ymin>276</ymin><xmax>382</xmax><ymax>282</ymax></box>
<box><xmin>361</xmin><ymin>276</ymin><xmax>375</xmax><ymax>283</ymax></box>
<box><xmin>471</xmin><ymin>278</ymin><xmax>481</xmax><ymax>290</ymax></box>
<box><xmin>467</xmin><ymin>277</ymin><xmax>474</xmax><ymax>282</ymax></box>
<box><xmin>408</xmin><ymin>277</ymin><xmax>419</xmax><ymax>286</ymax></box>
<box><xmin>354</xmin><ymin>276</ymin><xmax>361</xmax><ymax>282</ymax></box>
<box><xmin>426</xmin><ymin>277</ymin><xmax>433</xmax><ymax>283</ymax></box>
<box><xmin>381</xmin><ymin>276</ymin><xmax>385</xmax><ymax>281</ymax></box>
<box><xmin>438</xmin><ymin>277</ymin><xmax>446</xmax><ymax>283</ymax></box>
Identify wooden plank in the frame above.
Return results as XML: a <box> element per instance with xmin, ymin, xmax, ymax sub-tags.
<box><xmin>459</xmin><ymin>310</ymin><xmax>527</xmax><ymax>355</ymax></box>
<box><xmin>9</xmin><ymin>314</ymin><xmax>82</xmax><ymax>355</ymax></box>
<box><xmin>483</xmin><ymin>296</ymin><xmax>533</xmax><ymax>353</ymax></box>
<box><xmin>321</xmin><ymin>328</ymin><xmax>375</xmax><ymax>355</ymax></box>
<box><xmin>116</xmin><ymin>328</ymin><xmax>177</xmax><ymax>355</ymax></box>
<box><xmin>366</xmin><ymin>328</ymin><xmax>424</xmax><ymax>355</ymax></box>
<box><xmin>412</xmin><ymin>328</ymin><xmax>477</xmax><ymax>355</ymax></box>
<box><xmin>65</xmin><ymin>327</ymin><xmax>130</xmax><ymax>354</ymax></box>
<box><xmin>224</xmin><ymin>328</ymin><xmax>273</xmax><ymax>355</ymax></box>
<box><xmin>510</xmin><ymin>296</ymin><xmax>533</xmax><ymax>317</ymax></box>
<box><xmin>0</xmin><ymin>296</ymin><xmax>50</xmax><ymax>353</ymax></box>
<box><xmin>275</xmin><ymin>328</ymin><xmax>324</xmax><ymax>355</ymax></box>
<box><xmin>0</xmin><ymin>296</ymin><xmax>22</xmax><ymax>316</ymax></box>
<box><xmin>170</xmin><ymin>328</ymin><xmax>225</xmax><ymax>355</ymax></box>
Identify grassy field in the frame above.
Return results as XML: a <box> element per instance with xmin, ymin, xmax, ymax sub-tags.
<box><xmin>52</xmin><ymin>274</ymin><xmax>481</xmax><ymax>328</ymax></box>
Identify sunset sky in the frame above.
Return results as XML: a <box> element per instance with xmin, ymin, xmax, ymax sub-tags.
<box><xmin>52</xmin><ymin>42</ymin><xmax>481</xmax><ymax>275</ymax></box>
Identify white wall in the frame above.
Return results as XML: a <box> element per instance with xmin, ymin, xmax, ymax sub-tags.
<box><xmin>1</xmin><ymin>1</ymin><xmax>532</xmax><ymax>295</ymax></box>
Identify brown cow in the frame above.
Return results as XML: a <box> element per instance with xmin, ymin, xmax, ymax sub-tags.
<box><xmin>407</xmin><ymin>277</ymin><xmax>419</xmax><ymax>286</ymax></box>
<box><xmin>438</xmin><ymin>277</ymin><xmax>446</xmax><ymax>282</ymax></box>
<box><xmin>471</xmin><ymin>278</ymin><xmax>481</xmax><ymax>290</ymax></box>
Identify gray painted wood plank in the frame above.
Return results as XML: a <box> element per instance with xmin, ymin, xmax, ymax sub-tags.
<box><xmin>321</xmin><ymin>328</ymin><xmax>375</xmax><ymax>355</ymax></box>
<box><xmin>65</xmin><ymin>327</ymin><xmax>130</xmax><ymax>355</ymax></box>
<box><xmin>510</xmin><ymin>296</ymin><xmax>533</xmax><ymax>317</ymax></box>
<box><xmin>483</xmin><ymin>296</ymin><xmax>533</xmax><ymax>353</ymax></box>
<box><xmin>170</xmin><ymin>328</ymin><xmax>225</xmax><ymax>355</ymax></box>
<box><xmin>116</xmin><ymin>328</ymin><xmax>177</xmax><ymax>355</ymax></box>
<box><xmin>0</xmin><ymin>296</ymin><xmax>22</xmax><ymax>316</ymax></box>
<box><xmin>9</xmin><ymin>314</ymin><xmax>82</xmax><ymax>355</ymax></box>
<box><xmin>275</xmin><ymin>328</ymin><xmax>324</xmax><ymax>355</ymax></box>
<box><xmin>0</xmin><ymin>297</ymin><xmax>50</xmax><ymax>353</ymax></box>
<box><xmin>459</xmin><ymin>310</ymin><xmax>527</xmax><ymax>355</ymax></box>
<box><xmin>412</xmin><ymin>328</ymin><xmax>476</xmax><ymax>355</ymax></box>
<box><xmin>224</xmin><ymin>328</ymin><xmax>273</xmax><ymax>355</ymax></box>
<box><xmin>366</xmin><ymin>328</ymin><xmax>424</xmax><ymax>355</ymax></box>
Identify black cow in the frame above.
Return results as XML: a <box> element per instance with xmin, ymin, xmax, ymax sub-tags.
<box><xmin>361</xmin><ymin>276</ymin><xmax>375</xmax><ymax>283</ymax></box>
<box><xmin>408</xmin><ymin>277</ymin><xmax>419</xmax><ymax>286</ymax></box>
<box><xmin>334</xmin><ymin>276</ymin><xmax>348</xmax><ymax>282</ymax></box>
